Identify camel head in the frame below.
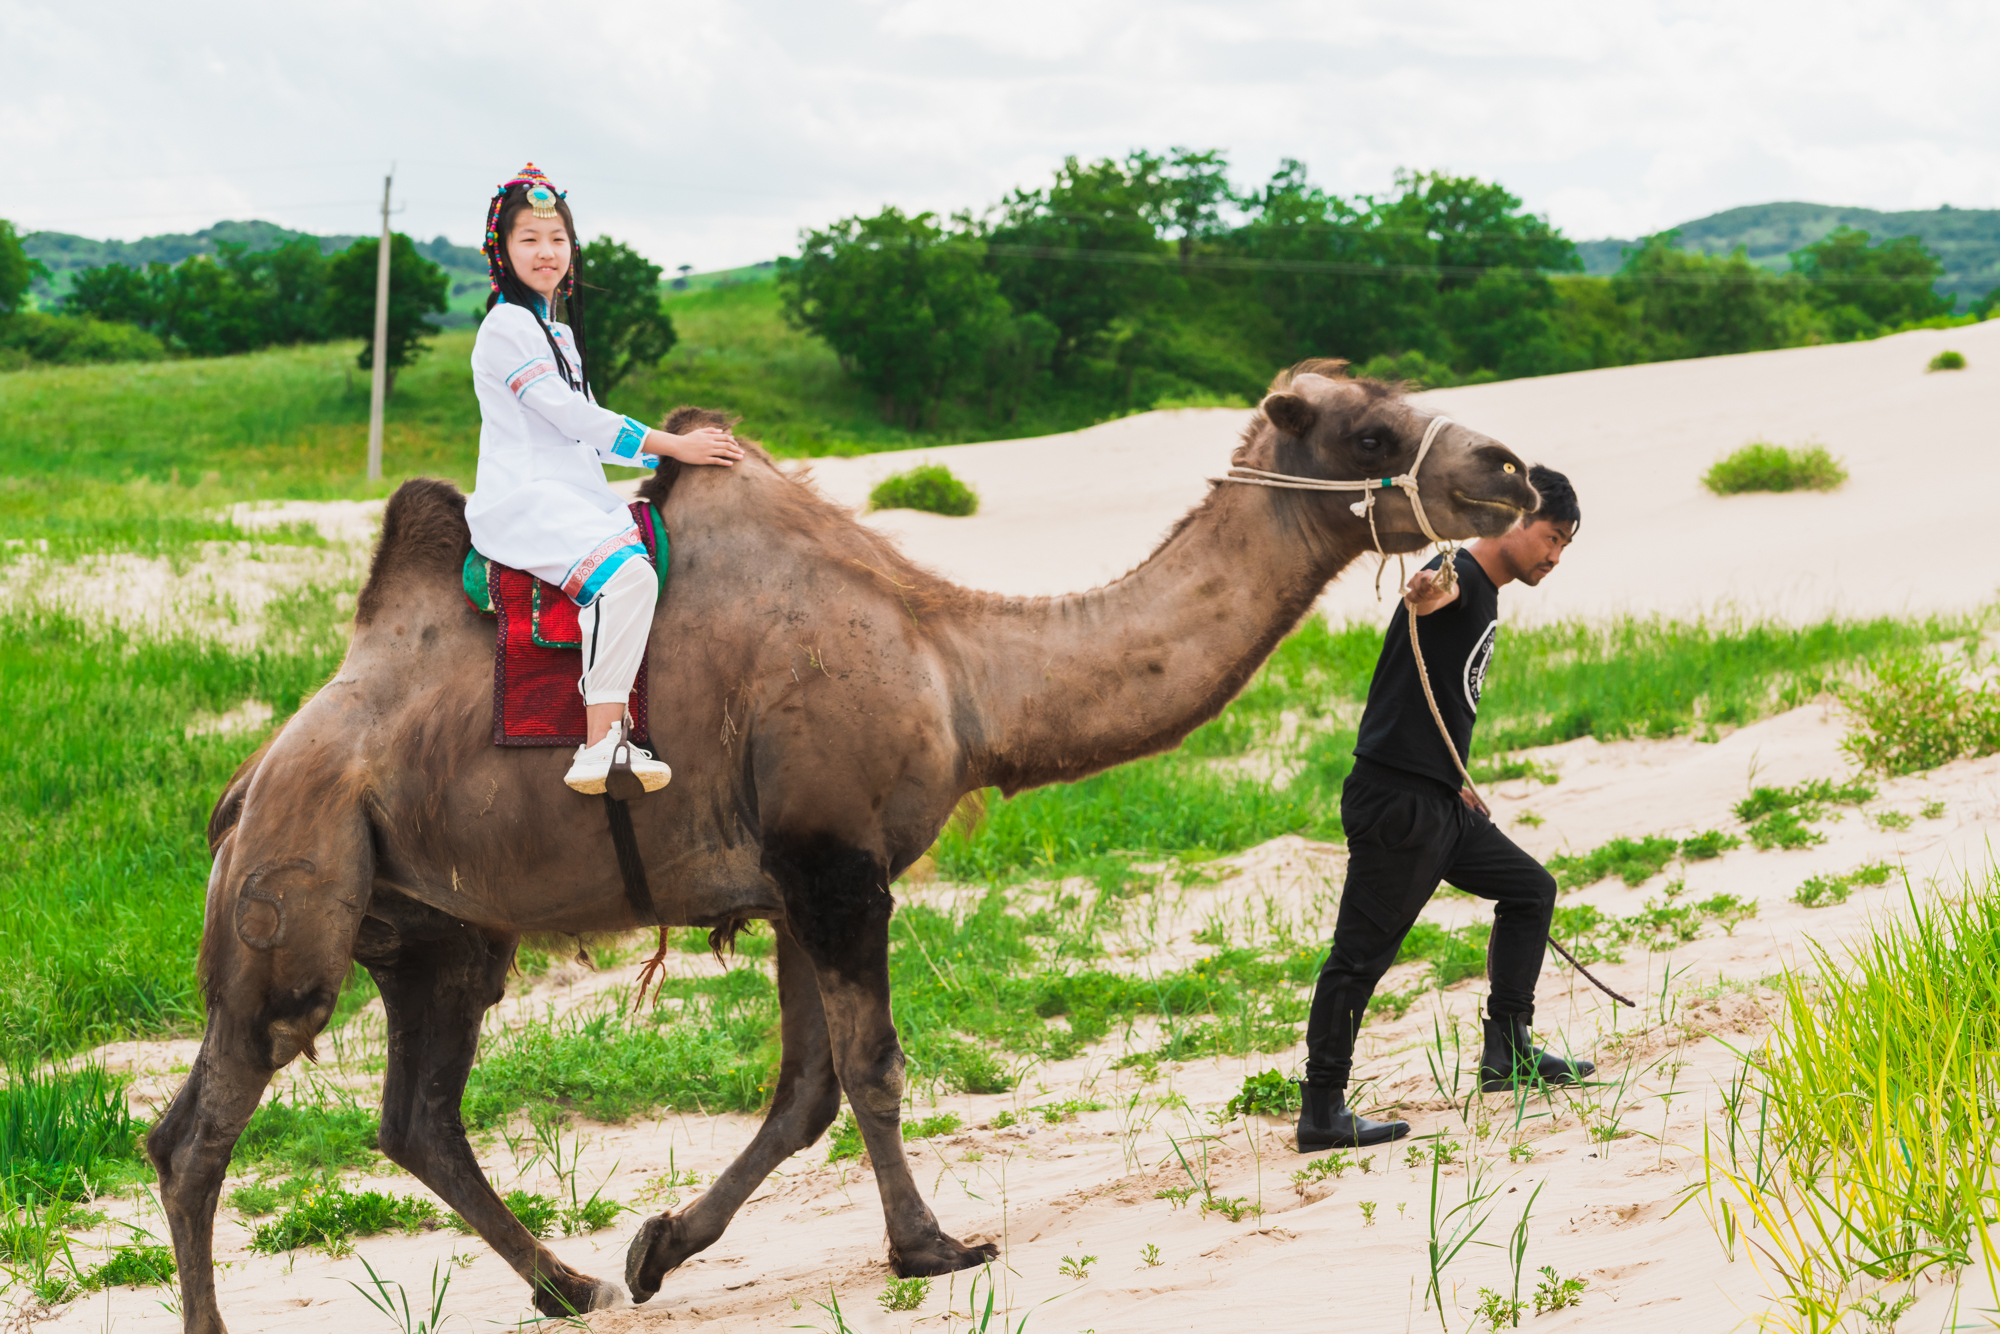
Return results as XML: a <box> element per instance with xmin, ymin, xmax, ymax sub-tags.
<box><xmin>1238</xmin><ymin>359</ymin><xmax>1537</xmax><ymax>553</ymax></box>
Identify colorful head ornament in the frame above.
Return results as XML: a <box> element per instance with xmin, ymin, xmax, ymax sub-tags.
<box><xmin>483</xmin><ymin>162</ymin><xmax>574</xmax><ymax>298</ymax></box>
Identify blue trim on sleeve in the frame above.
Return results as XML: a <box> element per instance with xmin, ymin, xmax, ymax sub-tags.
<box><xmin>611</xmin><ymin>415</ymin><xmax>649</xmax><ymax>463</ymax></box>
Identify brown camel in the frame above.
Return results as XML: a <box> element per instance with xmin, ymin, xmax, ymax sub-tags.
<box><xmin>146</xmin><ymin>362</ymin><xmax>1535</xmax><ymax>1331</ymax></box>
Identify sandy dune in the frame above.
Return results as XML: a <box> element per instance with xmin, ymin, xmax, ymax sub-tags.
<box><xmin>28</xmin><ymin>327</ymin><xmax>2000</xmax><ymax>1333</ymax></box>
<box><xmin>805</xmin><ymin>320</ymin><xmax>2000</xmax><ymax>627</ymax></box>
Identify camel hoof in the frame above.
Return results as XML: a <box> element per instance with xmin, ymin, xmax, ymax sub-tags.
<box><xmin>889</xmin><ymin>1234</ymin><xmax>1000</xmax><ymax>1278</ymax></box>
<box><xmin>625</xmin><ymin>1212</ymin><xmax>685</xmax><ymax>1304</ymax></box>
<box><xmin>533</xmin><ymin>1274</ymin><xmax>623</xmax><ymax>1317</ymax></box>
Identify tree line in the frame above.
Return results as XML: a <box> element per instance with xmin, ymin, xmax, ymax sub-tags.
<box><xmin>0</xmin><ymin>221</ymin><xmax>675</xmax><ymax>401</ymax></box>
<box><xmin>779</xmin><ymin>151</ymin><xmax>1983</xmax><ymax>429</ymax></box>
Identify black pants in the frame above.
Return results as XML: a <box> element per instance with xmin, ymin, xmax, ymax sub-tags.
<box><xmin>1302</xmin><ymin>758</ymin><xmax>1557</xmax><ymax>1089</ymax></box>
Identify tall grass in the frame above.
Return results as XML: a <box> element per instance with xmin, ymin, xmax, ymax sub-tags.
<box><xmin>1700</xmin><ymin>865</ymin><xmax>2000</xmax><ymax>1327</ymax></box>
<box><xmin>0</xmin><ymin>602</ymin><xmax>345</xmax><ymax>1060</ymax></box>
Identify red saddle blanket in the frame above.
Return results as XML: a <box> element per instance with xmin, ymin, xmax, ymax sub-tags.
<box><xmin>461</xmin><ymin>501</ymin><xmax>665</xmax><ymax>748</ymax></box>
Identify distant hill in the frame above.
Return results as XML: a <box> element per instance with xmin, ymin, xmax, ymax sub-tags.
<box><xmin>1577</xmin><ymin>202</ymin><xmax>2000</xmax><ymax>305</ymax></box>
<box><xmin>24</xmin><ymin>221</ymin><xmax>492</xmax><ymax>323</ymax></box>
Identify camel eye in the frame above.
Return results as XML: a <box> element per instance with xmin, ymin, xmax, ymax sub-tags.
<box><xmin>1359</xmin><ymin>435</ymin><xmax>1383</xmax><ymax>452</ymax></box>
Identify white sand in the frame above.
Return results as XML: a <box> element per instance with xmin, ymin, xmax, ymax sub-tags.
<box><xmin>28</xmin><ymin>327</ymin><xmax>2000</xmax><ymax>1331</ymax></box>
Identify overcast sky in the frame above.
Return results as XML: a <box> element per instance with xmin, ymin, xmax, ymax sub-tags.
<box><xmin>6</xmin><ymin>0</ymin><xmax>1996</xmax><ymax>272</ymax></box>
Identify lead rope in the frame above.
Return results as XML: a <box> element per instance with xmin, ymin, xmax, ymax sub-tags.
<box><xmin>1214</xmin><ymin>414</ymin><xmax>1634</xmax><ymax>1009</ymax></box>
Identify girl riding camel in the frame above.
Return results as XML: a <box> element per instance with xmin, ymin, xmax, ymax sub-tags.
<box><xmin>466</xmin><ymin>163</ymin><xmax>742</xmax><ymax>794</ymax></box>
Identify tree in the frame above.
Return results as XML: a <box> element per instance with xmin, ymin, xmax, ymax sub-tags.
<box><xmin>779</xmin><ymin>207</ymin><xmax>1033</xmax><ymax>427</ymax></box>
<box><xmin>575</xmin><ymin>236</ymin><xmax>678</xmax><ymax>404</ymax></box>
<box><xmin>1129</xmin><ymin>147</ymin><xmax>1234</xmax><ymax>268</ymax></box>
<box><xmin>62</xmin><ymin>262</ymin><xmax>160</xmax><ymax>329</ymax></box>
<box><xmin>326</xmin><ymin>233</ymin><xmax>448</xmax><ymax>395</ymax></box>
<box><xmin>0</xmin><ymin>220</ymin><xmax>47</xmax><ymax>317</ymax></box>
<box><xmin>985</xmin><ymin>156</ymin><xmax>1170</xmax><ymax>374</ymax></box>
<box><xmin>1611</xmin><ymin>234</ymin><xmax>1784</xmax><ymax>360</ymax></box>
<box><xmin>1223</xmin><ymin>159</ymin><xmax>1439</xmax><ymax>367</ymax></box>
<box><xmin>1791</xmin><ymin>227</ymin><xmax>1952</xmax><ymax>337</ymax></box>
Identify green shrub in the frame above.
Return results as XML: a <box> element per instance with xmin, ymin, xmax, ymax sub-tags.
<box><xmin>0</xmin><ymin>311</ymin><xmax>166</xmax><ymax>367</ymax></box>
<box><xmin>1679</xmin><ymin>829</ymin><xmax>1743</xmax><ymax>861</ymax></box>
<box><xmin>868</xmin><ymin>463</ymin><xmax>979</xmax><ymax>516</ymax></box>
<box><xmin>77</xmin><ymin>1242</ymin><xmax>175</xmax><ymax>1291</ymax></box>
<box><xmin>246</xmin><ymin>1184</ymin><xmax>437</xmax><ymax>1254</ymax></box>
<box><xmin>1928</xmin><ymin>350</ymin><xmax>1966</xmax><ymax>371</ymax></box>
<box><xmin>1222</xmin><ymin>1069</ymin><xmax>1301</xmax><ymax>1119</ymax></box>
<box><xmin>1747</xmin><ymin>809</ymin><xmax>1825</xmax><ymax>851</ymax></box>
<box><xmin>1546</xmin><ymin>834</ymin><xmax>1680</xmax><ymax>890</ymax></box>
<box><xmin>1841</xmin><ymin>648</ymin><xmax>2000</xmax><ymax>775</ymax></box>
<box><xmin>1703</xmin><ymin>442</ymin><xmax>1847</xmax><ymax>494</ymax></box>
<box><xmin>226</xmin><ymin>1180</ymin><xmax>282</xmax><ymax>1216</ymax></box>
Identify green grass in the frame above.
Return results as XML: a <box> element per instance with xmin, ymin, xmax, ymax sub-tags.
<box><xmin>1702</xmin><ymin>441</ymin><xmax>1848</xmax><ymax>495</ymax></box>
<box><xmin>1840</xmin><ymin>646</ymin><xmax>2000</xmax><ymax>775</ymax></box>
<box><xmin>0</xmin><ymin>601</ymin><xmax>347</xmax><ymax>1061</ymax></box>
<box><xmin>1546</xmin><ymin>835</ymin><xmax>1680</xmax><ymax>891</ymax></box>
<box><xmin>1700</xmin><ymin>861</ymin><xmax>2000</xmax><ymax>1325</ymax></box>
<box><xmin>868</xmin><ymin>463</ymin><xmax>979</xmax><ymax>516</ymax></box>
<box><xmin>231</xmin><ymin>1094</ymin><xmax>380</xmax><ymax>1175</ymax></box>
<box><xmin>462</xmin><ymin>969</ymin><xmax>782</xmax><ymax>1126</ymax></box>
<box><xmin>246</xmin><ymin>1182</ymin><xmax>438</xmax><ymax>1254</ymax></box>
<box><xmin>0</xmin><ymin>1065</ymin><xmax>148</xmax><ymax>1201</ymax></box>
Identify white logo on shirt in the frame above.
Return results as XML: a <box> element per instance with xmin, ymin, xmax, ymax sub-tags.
<box><xmin>1464</xmin><ymin>619</ymin><xmax>1497</xmax><ymax>709</ymax></box>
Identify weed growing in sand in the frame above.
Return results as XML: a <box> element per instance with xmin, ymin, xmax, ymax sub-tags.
<box><xmin>1874</xmin><ymin>810</ymin><xmax>1914</xmax><ymax>832</ymax></box>
<box><xmin>1547</xmin><ymin>834</ymin><xmax>1680</xmax><ymax>889</ymax></box>
<box><xmin>74</xmin><ymin>1239</ymin><xmax>175</xmax><ymax>1293</ymax></box>
<box><xmin>1679</xmin><ymin>829</ymin><xmax>1743</xmax><ymax>861</ymax></box>
<box><xmin>231</xmin><ymin>1091</ymin><xmax>380</xmax><ymax>1175</ymax></box>
<box><xmin>1701</xmin><ymin>863</ymin><xmax>2000</xmax><ymax>1325</ymax></box>
<box><xmin>1792</xmin><ymin>861</ymin><xmax>1896</xmax><ymax>909</ymax></box>
<box><xmin>1140</xmin><ymin>1242</ymin><xmax>1162</xmax><ymax>1267</ymax></box>
<box><xmin>1841</xmin><ymin>647</ymin><xmax>2000</xmax><ymax>775</ymax></box>
<box><xmin>1359</xmin><ymin>1201</ymin><xmax>1377</xmax><ymax>1224</ymax></box>
<box><xmin>1532</xmin><ymin>1267</ymin><xmax>1586</xmax><ymax>1314</ymax></box>
<box><xmin>1222</xmin><ymin>1070</ymin><xmax>1298</xmax><ymax>1120</ymax></box>
<box><xmin>347</xmin><ymin>1255</ymin><xmax>453</xmax><ymax>1334</ymax></box>
<box><xmin>247</xmin><ymin>1183</ymin><xmax>437</xmax><ymax>1254</ymax></box>
<box><xmin>1425</xmin><ymin>1155</ymin><xmax>1499</xmax><ymax>1331</ymax></box>
<box><xmin>1057</xmin><ymin>1254</ymin><xmax>1097</xmax><ymax>1279</ymax></box>
<box><xmin>1513</xmin><ymin>810</ymin><xmax>1544</xmax><ymax>828</ymax></box>
<box><xmin>1928</xmin><ymin>350</ymin><xmax>1966</xmax><ymax>371</ymax></box>
<box><xmin>1703</xmin><ymin>441</ymin><xmax>1847</xmax><ymax>495</ymax></box>
<box><xmin>1921</xmin><ymin>798</ymin><xmax>1947</xmax><ymax>819</ymax></box>
<box><xmin>1474</xmin><ymin>1288</ymin><xmax>1526</xmax><ymax>1330</ymax></box>
<box><xmin>879</xmin><ymin>1275</ymin><xmax>933</xmax><ymax>1311</ymax></box>
<box><xmin>825</xmin><ymin>1109</ymin><xmax>964</xmax><ymax>1162</ymax></box>
<box><xmin>868</xmin><ymin>463</ymin><xmax>979</xmax><ymax>517</ymax></box>
<box><xmin>226</xmin><ymin>1181</ymin><xmax>281</xmax><ymax>1216</ymax></box>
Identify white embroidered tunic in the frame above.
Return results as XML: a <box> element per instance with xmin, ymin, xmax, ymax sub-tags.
<box><xmin>465</xmin><ymin>301</ymin><xmax>655</xmax><ymax>604</ymax></box>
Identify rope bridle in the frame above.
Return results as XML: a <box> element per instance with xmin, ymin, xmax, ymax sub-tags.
<box><xmin>1212</xmin><ymin>412</ymin><xmax>1633</xmax><ymax>1009</ymax></box>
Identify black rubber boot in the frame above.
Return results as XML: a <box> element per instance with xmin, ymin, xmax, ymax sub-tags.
<box><xmin>1296</xmin><ymin>1083</ymin><xmax>1410</xmax><ymax>1152</ymax></box>
<box><xmin>1478</xmin><ymin>1013</ymin><xmax>1594</xmax><ymax>1092</ymax></box>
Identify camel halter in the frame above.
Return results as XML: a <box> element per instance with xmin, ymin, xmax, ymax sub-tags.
<box><xmin>1212</xmin><ymin>414</ymin><xmax>1635</xmax><ymax>1009</ymax></box>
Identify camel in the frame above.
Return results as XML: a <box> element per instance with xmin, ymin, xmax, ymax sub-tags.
<box><xmin>146</xmin><ymin>361</ymin><xmax>1536</xmax><ymax>1332</ymax></box>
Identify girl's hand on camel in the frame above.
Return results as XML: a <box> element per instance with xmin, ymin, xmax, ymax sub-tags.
<box><xmin>1403</xmin><ymin>568</ymin><xmax>1460</xmax><ymax>615</ymax></box>
<box><xmin>649</xmin><ymin>426</ymin><xmax>745</xmax><ymax>467</ymax></box>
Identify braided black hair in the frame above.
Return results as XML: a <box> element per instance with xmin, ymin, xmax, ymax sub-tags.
<box><xmin>485</xmin><ymin>184</ymin><xmax>596</xmax><ymax>398</ymax></box>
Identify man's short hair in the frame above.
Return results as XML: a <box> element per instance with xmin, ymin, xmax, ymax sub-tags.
<box><xmin>1528</xmin><ymin>464</ymin><xmax>1580</xmax><ymax>530</ymax></box>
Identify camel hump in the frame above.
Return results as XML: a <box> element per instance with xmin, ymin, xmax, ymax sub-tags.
<box><xmin>356</xmin><ymin>478</ymin><xmax>471</xmax><ymax>626</ymax></box>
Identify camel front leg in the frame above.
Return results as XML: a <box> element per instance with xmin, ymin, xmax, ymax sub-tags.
<box><xmin>626</xmin><ymin>919</ymin><xmax>843</xmax><ymax>1301</ymax></box>
<box><xmin>766</xmin><ymin>833</ymin><xmax>997</xmax><ymax>1278</ymax></box>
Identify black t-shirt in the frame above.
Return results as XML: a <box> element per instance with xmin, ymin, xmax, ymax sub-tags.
<box><xmin>1353</xmin><ymin>549</ymin><xmax>1499</xmax><ymax>791</ymax></box>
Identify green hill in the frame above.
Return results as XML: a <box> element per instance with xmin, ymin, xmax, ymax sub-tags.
<box><xmin>1577</xmin><ymin>202</ymin><xmax>2000</xmax><ymax>304</ymax></box>
<box><xmin>24</xmin><ymin>221</ymin><xmax>492</xmax><ymax>323</ymax></box>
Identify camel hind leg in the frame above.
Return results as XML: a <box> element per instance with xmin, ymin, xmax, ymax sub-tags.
<box><xmin>361</xmin><ymin>898</ymin><xmax>619</xmax><ymax>1317</ymax></box>
<box><xmin>148</xmin><ymin>795</ymin><xmax>374</xmax><ymax>1334</ymax></box>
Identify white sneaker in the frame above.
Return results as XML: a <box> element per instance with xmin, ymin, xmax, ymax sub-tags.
<box><xmin>563</xmin><ymin>722</ymin><xmax>672</xmax><ymax>795</ymax></box>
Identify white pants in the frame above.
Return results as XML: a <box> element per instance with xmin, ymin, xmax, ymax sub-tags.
<box><xmin>577</xmin><ymin>557</ymin><xmax>658</xmax><ymax>707</ymax></box>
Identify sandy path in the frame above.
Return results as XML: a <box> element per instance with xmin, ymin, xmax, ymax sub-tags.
<box><xmin>37</xmin><ymin>691</ymin><xmax>2000</xmax><ymax>1334</ymax></box>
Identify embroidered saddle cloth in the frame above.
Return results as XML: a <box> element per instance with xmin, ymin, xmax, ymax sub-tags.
<box><xmin>461</xmin><ymin>500</ymin><xmax>667</xmax><ymax>748</ymax></box>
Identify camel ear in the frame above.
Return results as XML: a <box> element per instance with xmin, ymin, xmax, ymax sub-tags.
<box><xmin>1262</xmin><ymin>392</ymin><xmax>1316</xmax><ymax>438</ymax></box>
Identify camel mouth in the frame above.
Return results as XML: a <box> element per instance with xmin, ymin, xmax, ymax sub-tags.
<box><xmin>1449</xmin><ymin>490</ymin><xmax>1529</xmax><ymax>517</ymax></box>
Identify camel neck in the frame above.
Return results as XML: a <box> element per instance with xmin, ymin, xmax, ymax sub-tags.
<box><xmin>951</xmin><ymin>480</ymin><xmax>1362</xmax><ymax>795</ymax></box>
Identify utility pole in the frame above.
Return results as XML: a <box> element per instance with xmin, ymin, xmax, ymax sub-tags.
<box><xmin>366</xmin><ymin>170</ymin><xmax>393</xmax><ymax>482</ymax></box>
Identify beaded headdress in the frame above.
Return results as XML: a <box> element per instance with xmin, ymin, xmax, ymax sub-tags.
<box><xmin>483</xmin><ymin>163</ymin><xmax>573</xmax><ymax>298</ymax></box>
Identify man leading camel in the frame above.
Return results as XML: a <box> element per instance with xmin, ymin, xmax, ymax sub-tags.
<box><xmin>1297</xmin><ymin>465</ymin><xmax>1586</xmax><ymax>1151</ymax></box>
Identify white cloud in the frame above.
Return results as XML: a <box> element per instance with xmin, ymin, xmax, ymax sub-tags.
<box><xmin>4</xmin><ymin>0</ymin><xmax>1995</xmax><ymax>270</ymax></box>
